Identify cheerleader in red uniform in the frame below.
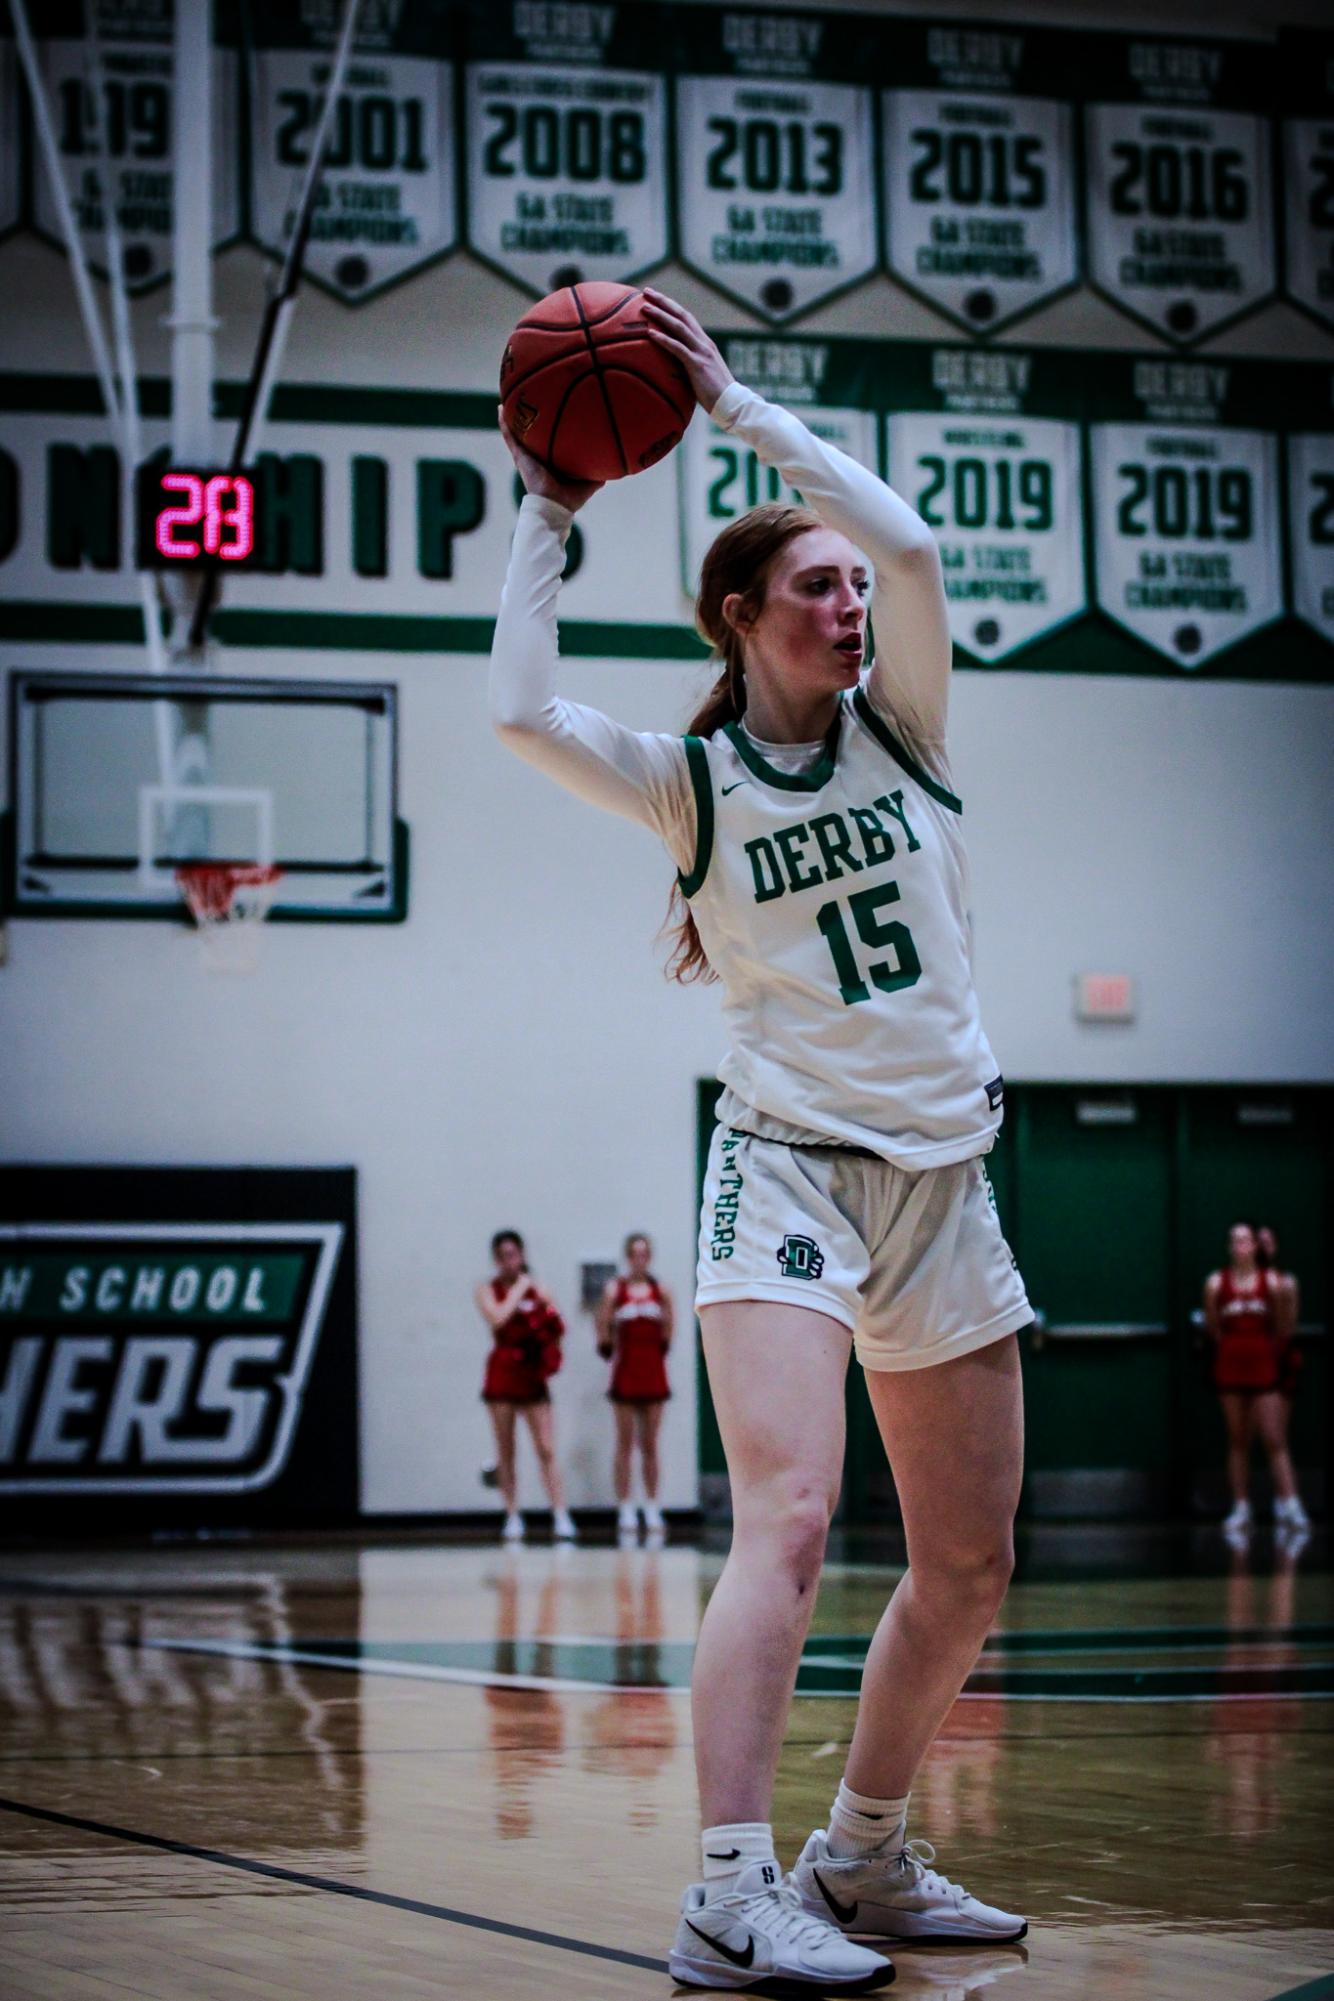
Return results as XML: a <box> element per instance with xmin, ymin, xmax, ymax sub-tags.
<box><xmin>596</xmin><ymin>1233</ymin><xmax>674</xmax><ymax>1538</ymax></box>
<box><xmin>477</xmin><ymin>1229</ymin><xmax>576</xmax><ymax>1542</ymax></box>
<box><xmin>1203</xmin><ymin>1222</ymin><xmax>1306</xmax><ymax>1538</ymax></box>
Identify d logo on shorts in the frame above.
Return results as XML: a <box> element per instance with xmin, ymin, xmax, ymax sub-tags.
<box><xmin>777</xmin><ymin>1234</ymin><xmax>825</xmax><ymax>1281</ymax></box>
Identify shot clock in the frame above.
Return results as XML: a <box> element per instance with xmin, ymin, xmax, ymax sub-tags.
<box><xmin>136</xmin><ymin>465</ymin><xmax>257</xmax><ymax>569</ymax></box>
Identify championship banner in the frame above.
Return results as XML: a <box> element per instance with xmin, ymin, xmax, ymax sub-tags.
<box><xmin>1083</xmin><ymin>33</ymin><xmax>1276</xmax><ymax>345</ymax></box>
<box><xmin>1089</xmin><ymin>358</ymin><xmax>1282</xmax><ymax>670</ymax></box>
<box><xmin>1279</xmin><ymin>29</ymin><xmax>1334</xmax><ymax>334</ymax></box>
<box><xmin>248</xmin><ymin>0</ymin><xmax>457</xmax><ymax>304</ymax></box>
<box><xmin>0</xmin><ymin>1166</ymin><xmax>359</xmax><ymax>1531</ymax></box>
<box><xmin>879</xmin><ymin>22</ymin><xmax>1078</xmax><ymax>336</ymax></box>
<box><xmin>678</xmin><ymin>336</ymin><xmax>877</xmax><ymax>595</ymax></box>
<box><xmin>30</xmin><ymin>0</ymin><xmax>240</xmax><ymax>293</ymax></box>
<box><xmin>462</xmin><ymin>0</ymin><xmax>669</xmax><ymax>298</ymax></box>
<box><xmin>673</xmin><ymin>5</ymin><xmax>878</xmax><ymax>322</ymax></box>
<box><xmin>1286</xmin><ymin>371</ymin><xmax>1334</xmax><ymax>648</ymax></box>
<box><xmin>884</xmin><ymin>347</ymin><xmax>1086</xmax><ymax>665</ymax></box>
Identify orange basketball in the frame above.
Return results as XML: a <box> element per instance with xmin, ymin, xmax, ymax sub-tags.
<box><xmin>500</xmin><ymin>282</ymin><xmax>695</xmax><ymax>484</ymax></box>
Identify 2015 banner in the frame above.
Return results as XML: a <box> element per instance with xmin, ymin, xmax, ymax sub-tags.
<box><xmin>248</xmin><ymin>0</ymin><xmax>458</xmax><ymax>304</ymax></box>
<box><xmin>673</xmin><ymin>5</ymin><xmax>879</xmax><ymax>322</ymax></box>
<box><xmin>463</xmin><ymin>0</ymin><xmax>669</xmax><ymax>298</ymax></box>
<box><xmin>30</xmin><ymin>0</ymin><xmax>240</xmax><ymax>294</ymax></box>
<box><xmin>1083</xmin><ymin>32</ymin><xmax>1276</xmax><ymax>345</ymax></box>
<box><xmin>879</xmin><ymin>22</ymin><xmax>1078</xmax><ymax>336</ymax></box>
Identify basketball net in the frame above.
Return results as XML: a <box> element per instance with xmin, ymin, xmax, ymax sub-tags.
<box><xmin>175</xmin><ymin>863</ymin><xmax>281</xmax><ymax>975</ymax></box>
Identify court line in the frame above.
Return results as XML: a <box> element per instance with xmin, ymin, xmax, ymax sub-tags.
<box><xmin>145</xmin><ymin>1637</ymin><xmax>1334</xmax><ymax>1703</ymax></box>
<box><xmin>0</xmin><ymin>1796</ymin><xmax>666</xmax><ymax>1976</ymax></box>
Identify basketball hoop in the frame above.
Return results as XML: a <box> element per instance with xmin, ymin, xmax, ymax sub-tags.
<box><xmin>175</xmin><ymin>862</ymin><xmax>281</xmax><ymax>974</ymax></box>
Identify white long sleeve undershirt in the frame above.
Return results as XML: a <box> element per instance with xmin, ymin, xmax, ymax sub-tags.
<box><xmin>489</xmin><ymin>380</ymin><xmax>955</xmax><ymax>871</ymax></box>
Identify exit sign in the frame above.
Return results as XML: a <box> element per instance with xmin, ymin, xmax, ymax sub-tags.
<box><xmin>1075</xmin><ymin>973</ymin><xmax>1136</xmax><ymax>1022</ymax></box>
<box><xmin>136</xmin><ymin>465</ymin><xmax>258</xmax><ymax>568</ymax></box>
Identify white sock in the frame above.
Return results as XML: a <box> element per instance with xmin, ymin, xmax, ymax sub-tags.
<box><xmin>826</xmin><ymin>1780</ymin><xmax>910</xmax><ymax>1860</ymax></box>
<box><xmin>702</xmin><ymin>1822</ymin><xmax>776</xmax><ymax>1900</ymax></box>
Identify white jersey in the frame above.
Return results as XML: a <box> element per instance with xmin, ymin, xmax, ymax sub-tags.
<box><xmin>680</xmin><ymin>691</ymin><xmax>1002</xmax><ymax>1169</ymax></box>
<box><xmin>490</xmin><ymin>379</ymin><xmax>1002</xmax><ymax>1172</ymax></box>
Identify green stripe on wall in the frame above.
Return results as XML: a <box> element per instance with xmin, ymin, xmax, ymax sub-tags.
<box><xmin>0</xmin><ymin>373</ymin><xmax>504</xmax><ymax>430</ymax></box>
<box><xmin>0</xmin><ymin>602</ymin><xmax>712</xmax><ymax>660</ymax></box>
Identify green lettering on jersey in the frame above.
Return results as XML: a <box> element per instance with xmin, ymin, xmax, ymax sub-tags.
<box><xmin>774</xmin><ymin>823</ymin><xmax>822</xmax><ymax>894</ymax></box>
<box><xmin>745</xmin><ymin>836</ymin><xmax>785</xmax><ymax>903</ymax></box>
<box><xmin>849</xmin><ymin>805</ymin><xmax>895</xmax><ymax>867</ymax></box>
<box><xmin>808</xmin><ymin>812</ymin><xmax>864</xmax><ymax>882</ymax></box>
<box><xmin>875</xmin><ymin>791</ymin><xmax>922</xmax><ymax>855</ymax></box>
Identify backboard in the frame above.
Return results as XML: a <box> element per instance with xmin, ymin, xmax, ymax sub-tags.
<box><xmin>5</xmin><ymin>672</ymin><xmax>406</xmax><ymax>921</ymax></box>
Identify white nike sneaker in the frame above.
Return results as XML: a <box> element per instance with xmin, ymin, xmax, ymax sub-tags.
<box><xmin>500</xmin><ymin>1511</ymin><xmax>524</xmax><ymax>1543</ymax></box>
<box><xmin>793</xmin><ymin>1830</ymin><xmax>1026</xmax><ymax>1946</ymax></box>
<box><xmin>1274</xmin><ymin>1495</ymin><xmax>1310</xmax><ymax>1531</ymax></box>
<box><xmin>641</xmin><ymin>1500</ymin><xmax>665</xmax><ymax>1533</ymax></box>
<box><xmin>1222</xmin><ymin>1498</ymin><xmax>1252</xmax><ymax>1536</ymax></box>
<box><xmin>552</xmin><ymin>1508</ymin><xmax>577</xmax><ymax>1541</ymax></box>
<box><xmin>617</xmin><ymin>1502</ymin><xmax>639</xmax><ymax>1536</ymax></box>
<box><xmin>669</xmin><ymin>1860</ymin><xmax>895</xmax><ymax>1991</ymax></box>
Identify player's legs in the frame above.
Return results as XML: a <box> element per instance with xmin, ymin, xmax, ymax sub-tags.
<box><xmin>636</xmin><ymin>1401</ymin><xmax>663</xmax><ymax>1501</ymax></box>
<box><xmin>612</xmin><ymin>1401</ymin><xmax>636</xmax><ymax>1505</ymax></box>
<box><xmin>693</xmin><ymin>1301</ymin><xmax>850</xmax><ymax>1823</ymax></box>
<box><xmin>843</xmin><ymin>1334</ymin><xmax>1022</xmax><ymax>1799</ymax></box>
<box><xmin>522</xmin><ymin>1401</ymin><xmax>567</xmax><ymax>1513</ymax></box>
<box><xmin>1220</xmin><ymin>1391</ymin><xmax>1255</xmax><ymax>1505</ymax></box>
<box><xmin>1253</xmin><ymin>1389</ymin><xmax>1299</xmax><ymax>1502</ymax></box>
<box><xmin>487</xmin><ymin>1401</ymin><xmax>518</xmax><ymax>1513</ymax></box>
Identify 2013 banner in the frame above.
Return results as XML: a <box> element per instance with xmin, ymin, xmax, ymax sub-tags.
<box><xmin>31</xmin><ymin>0</ymin><xmax>240</xmax><ymax>293</ymax></box>
<box><xmin>1083</xmin><ymin>32</ymin><xmax>1276</xmax><ymax>345</ymax></box>
<box><xmin>463</xmin><ymin>0</ymin><xmax>669</xmax><ymax>297</ymax></box>
<box><xmin>248</xmin><ymin>0</ymin><xmax>457</xmax><ymax>303</ymax></box>
<box><xmin>879</xmin><ymin>22</ymin><xmax>1078</xmax><ymax>336</ymax></box>
<box><xmin>673</xmin><ymin>5</ymin><xmax>879</xmax><ymax>322</ymax></box>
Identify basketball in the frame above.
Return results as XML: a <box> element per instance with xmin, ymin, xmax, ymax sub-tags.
<box><xmin>499</xmin><ymin>282</ymin><xmax>695</xmax><ymax>483</ymax></box>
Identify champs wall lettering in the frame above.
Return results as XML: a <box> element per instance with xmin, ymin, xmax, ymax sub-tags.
<box><xmin>3</xmin><ymin>344</ymin><xmax>1330</xmax><ymax>683</ymax></box>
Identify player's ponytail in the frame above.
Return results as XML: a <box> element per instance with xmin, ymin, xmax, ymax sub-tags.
<box><xmin>665</xmin><ymin>502</ymin><xmax>822</xmax><ymax>984</ymax></box>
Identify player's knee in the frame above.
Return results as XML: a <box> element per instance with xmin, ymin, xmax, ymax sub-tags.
<box><xmin>741</xmin><ymin>1482</ymin><xmax>836</xmax><ymax>1597</ymax></box>
<box><xmin>917</xmin><ymin>1529</ymin><xmax>1015</xmax><ymax>1613</ymax></box>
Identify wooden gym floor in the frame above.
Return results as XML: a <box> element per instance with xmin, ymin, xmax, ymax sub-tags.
<box><xmin>1</xmin><ymin>1528</ymin><xmax>1331</xmax><ymax>2001</ymax></box>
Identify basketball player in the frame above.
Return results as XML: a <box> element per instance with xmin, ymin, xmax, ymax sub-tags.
<box><xmin>493</xmin><ymin>288</ymin><xmax>1029</xmax><ymax>1991</ymax></box>
<box><xmin>476</xmin><ymin>1230</ymin><xmax>577</xmax><ymax>1543</ymax></box>
<box><xmin>1203</xmin><ymin>1222</ymin><xmax>1308</xmax><ymax>1539</ymax></box>
<box><xmin>596</xmin><ymin>1232</ymin><xmax>674</xmax><ymax>1536</ymax></box>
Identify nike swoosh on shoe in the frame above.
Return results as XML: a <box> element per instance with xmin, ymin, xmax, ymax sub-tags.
<box><xmin>685</xmin><ymin>1918</ymin><xmax>756</xmax><ymax>1968</ymax></box>
<box><xmin>813</xmin><ymin>1870</ymin><xmax>859</xmax><ymax>1924</ymax></box>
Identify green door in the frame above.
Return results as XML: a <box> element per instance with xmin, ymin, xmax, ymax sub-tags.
<box><xmin>1175</xmin><ymin>1088</ymin><xmax>1331</xmax><ymax>1515</ymax></box>
<box><xmin>1008</xmin><ymin>1087</ymin><xmax>1175</xmax><ymax>1518</ymax></box>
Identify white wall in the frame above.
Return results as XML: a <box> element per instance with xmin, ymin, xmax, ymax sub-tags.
<box><xmin>3</xmin><ymin>0</ymin><xmax>1333</xmax><ymax>1517</ymax></box>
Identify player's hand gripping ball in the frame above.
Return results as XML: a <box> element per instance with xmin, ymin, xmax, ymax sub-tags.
<box><xmin>500</xmin><ymin>282</ymin><xmax>695</xmax><ymax>484</ymax></box>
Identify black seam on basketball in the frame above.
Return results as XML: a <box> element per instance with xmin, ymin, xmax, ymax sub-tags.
<box><xmin>569</xmin><ymin>285</ymin><xmax>629</xmax><ymax>478</ymax></box>
<box><xmin>511</xmin><ymin>292</ymin><xmax>641</xmax><ymax>334</ymax></box>
<box><xmin>588</xmin><ymin>363</ymin><xmax>695</xmax><ymax>426</ymax></box>
<box><xmin>545</xmin><ymin>365</ymin><xmax>599</xmax><ymax>483</ymax></box>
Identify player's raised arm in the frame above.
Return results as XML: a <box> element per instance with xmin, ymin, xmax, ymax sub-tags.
<box><xmin>489</xmin><ymin>410</ymin><xmax>692</xmax><ymax>864</ymax></box>
<box><xmin>641</xmin><ymin>289</ymin><xmax>952</xmax><ymax>746</ymax></box>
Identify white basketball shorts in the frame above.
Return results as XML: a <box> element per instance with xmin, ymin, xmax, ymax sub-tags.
<box><xmin>696</xmin><ymin>1126</ymin><xmax>1031</xmax><ymax>1372</ymax></box>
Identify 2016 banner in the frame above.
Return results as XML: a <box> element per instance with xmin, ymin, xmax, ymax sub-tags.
<box><xmin>30</xmin><ymin>0</ymin><xmax>240</xmax><ymax>293</ymax></box>
<box><xmin>1280</xmin><ymin>28</ymin><xmax>1334</xmax><ymax>334</ymax></box>
<box><xmin>463</xmin><ymin>0</ymin><xmax>669</xmax><ymax>298</ymax></box>
<box><xmin>879</xmin><ymin>22</ymin><xmax>1078</xmax><ymax>336</ymax></box>
<box><xmin>1083</xmin><ymin>32</ymin><xmax>1276</xmax><ymax>345</ymax></box>
<box><xmin>673</xmin><ymin>5</ymin><xmax>879</xmax><ymax>322</ymax></box>
<box><xmin>248</xmin><ymin>0</ymin><xmax>457</xmax><ymax>304</ymax></box>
